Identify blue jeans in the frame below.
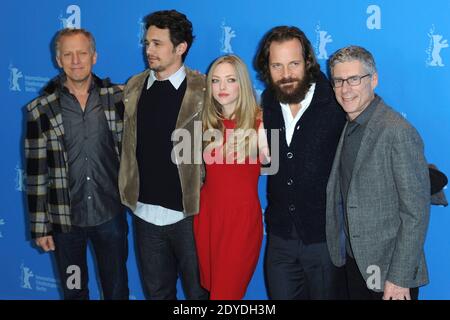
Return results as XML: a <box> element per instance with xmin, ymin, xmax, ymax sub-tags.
<box><xmin>53</xmin><ymin>213</ymin><xmax>129</xmax><ymax>300</ymax></box>
<box><xmin>134</xmin><ymin>215</ymin><xmax>208</xmax><ymax>300</ymax></box>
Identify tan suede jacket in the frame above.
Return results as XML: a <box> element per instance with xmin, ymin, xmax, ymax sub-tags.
<box><xmin>118</xmin><ymin>67</ymin><xmax>205</xmax><ymax>215</ymax></box>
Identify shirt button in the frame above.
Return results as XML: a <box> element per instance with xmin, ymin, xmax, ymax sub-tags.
<box><xmin>87</xmin><ymin>177</ymin><xmax>91</xmax><ymax>181</ymax></box>
<box><xmin>287</xmin><ymin>152</ymin><xmax>293</xmax><ymax>159</ymax></box>
<box><xmin>289</xmin><ymin>204</ymin><xmax>295</xmax><ymax>212</ymax></box>
<box><xmin>87</xmin><ymin>196</ymin><xmax>92</xmax><ymax>200</ymax></box>
<box><xmin>85</xmin><ymin>157</ymin><xmax>88</xmax><ymax>161</ymax></box>
<box><xmin>287</xmin><ymin>178</ymin><xmax>293</xmax><ymax>186</ymax></box>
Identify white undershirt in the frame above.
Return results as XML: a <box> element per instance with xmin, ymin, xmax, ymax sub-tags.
<box><xmin>280</xmin><ymin>83</ymin><xmax>316</xmax><ymax>146</ymax></box>
<box><xmin>134</xmin><ymin>65</ymin><xmax>187</xmax><ymax>226</ymax></box>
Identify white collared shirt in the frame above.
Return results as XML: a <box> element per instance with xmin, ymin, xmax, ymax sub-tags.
<box><xmin>280</xmin><ymin>83</ymin><xmax>316</xmax><ymax>146</ymax></box>
<box><xmin>147</xmin><ymin>65</ymin><xmax>186</xmax><ymax>90</ymax></box>
<box><xmin>135</xmin><ymin>65</ymin><xmax>187</xmax><ymax>226</ymax></box>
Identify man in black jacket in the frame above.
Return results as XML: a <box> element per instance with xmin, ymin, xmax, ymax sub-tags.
<box><xmin>255</xmin><ymin>26</ymin><xmax>346</xmax><ymax>299</ymax></box>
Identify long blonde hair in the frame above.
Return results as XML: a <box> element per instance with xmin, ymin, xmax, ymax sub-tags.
<box><xmin>203</xmin><ymin>55</ymin><xmax>261</xmax><ymax>162</ymax></box>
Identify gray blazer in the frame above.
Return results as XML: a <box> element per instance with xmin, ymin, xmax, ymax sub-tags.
<box><xmin>326</xmin><ymin>97</ymin><xmax>430</xmax><ymax>291</ymax></box>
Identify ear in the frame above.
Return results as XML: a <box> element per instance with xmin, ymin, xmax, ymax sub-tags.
<box><xmin>175</xmin><ymin>41</ymin><xmax>187</xmax><ymax>57</ymax></box>
<box><xmin>371</xmin><ymin>72</ymin><xmax>378</xmax><ymax>90</ymax></box>
<box><xmin>92</xmin><ymin>52</ymin><xmax>98</xmax><ymax>65</ymax></box>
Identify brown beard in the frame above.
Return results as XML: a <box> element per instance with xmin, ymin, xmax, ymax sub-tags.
<box><xmin>271</xmin><ymin>72</ymin><xmax>312</xmax><ymax>104</ymax></box>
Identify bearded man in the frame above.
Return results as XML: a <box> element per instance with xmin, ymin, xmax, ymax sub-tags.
<box><xmin>255</xmin><ymin>26</ymin><xmax>347</xmax><ymax>300</ymax></box>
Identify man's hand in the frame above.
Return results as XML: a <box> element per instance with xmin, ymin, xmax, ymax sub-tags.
<box><xmin>35</xmin><ymin>236</ymin><xmax>55</xmax><ymax>252</ymax></box>
<box><xmin>383</xmin><ymin>280</ymin><xmax>411</xmax><ymax>300</ymax></box>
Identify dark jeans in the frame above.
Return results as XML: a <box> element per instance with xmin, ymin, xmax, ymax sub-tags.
<box><xmin>345</xmin><ymin>254</ymin><xmax>419</xmax><ymax>300</ymax></box>
<box><xmin>265</xmin><ymin>232</ymin><xmax>348</xmax><ymax>300</ymax></box>
<box><xmin>53</xmin><ymin>213</ymin><xmax>129</xmax><ymax>300</ymax></box>
<box><xmin>134</xmin><ymin>215</ymin><xmax>208</xmax><ymax>300</ymax></box>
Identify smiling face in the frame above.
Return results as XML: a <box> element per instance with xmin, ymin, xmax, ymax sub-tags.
<box><xmin>211</xmin><ymin>62</ymin><xmax>240</xmax><ymax>116</ymax></box>
<box><xmin>332</xmin><ymin>60</ymin><xmax>378</xmax><ymax>120</ymax></box>
<box><xmin>56</xmin><ymin>33</ymin><xmax>97</xmax><ymax>85</ymax></box>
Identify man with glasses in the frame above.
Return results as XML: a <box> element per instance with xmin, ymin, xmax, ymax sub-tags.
<box><xmin>326</xmin><ymin>46</ymin><xmax>430</xmax><ymax>300</ymax></box>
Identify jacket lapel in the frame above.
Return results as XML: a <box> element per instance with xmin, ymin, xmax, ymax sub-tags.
<box><xmin>100</xmin><ymin>87</ymin><xmax>122</xmax><ymax>159</ymax></box>
<box><xmin>350</xmin><ymin>100</ymin><xmax>385</xmax><ymax>183</ymax></box>
<box><xmin>124</xmin><ymin>70</ymin><xmax>149</xmax><ymax>123</ymax></box>
<box><xmin>176</xmin><ymin>67</ymin><xmax>204</xmax><ymax>129</ymax></box>
<box><xmin>41</xmin><ymin>92</ymin><xmax>68</xmax><ymax>165</ymax></box>
<box><xmin>328</xmin><ymin>122</ymin><xmax>347</xmax><ymax>200</ymax></box>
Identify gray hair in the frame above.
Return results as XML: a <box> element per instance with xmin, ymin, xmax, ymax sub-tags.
<box><xmin>54</xmin><ymin>28</ymin><xmax>96</xmax><ymax>57</ymax></box>
<box><xmin>329</xmin><ymin>45</ymin><xmax>377</xmax><ymax>76</ymax></box>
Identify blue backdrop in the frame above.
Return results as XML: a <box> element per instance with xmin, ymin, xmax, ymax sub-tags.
<box><xmin>1</xmin><ymin>0</ymin><xmax>449</xmax><ymax>299</ymax></box>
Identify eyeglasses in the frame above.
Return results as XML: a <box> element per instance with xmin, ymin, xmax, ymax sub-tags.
<box><xmin>332</xmin><ymin>74</ymin><xmax>371</xmax><ymax>88</ymax></box>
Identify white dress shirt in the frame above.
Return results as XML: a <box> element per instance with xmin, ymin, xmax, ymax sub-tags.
<box><xmin>280</xmin><ymin>83</ymin><xmax>316</xmax><ymax>147</ymax></box>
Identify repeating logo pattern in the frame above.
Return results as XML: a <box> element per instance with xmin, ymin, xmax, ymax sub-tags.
<box><xmin>220</xmin><ymin>21</ymin><xmax>236</xmax><ymax>54</ymax></box>
<box><xmin>59</xmin><ymin>5</ymin><xmax>81</xmax><ymax>29</ymax></box>
<box><xmin>426</xmin><ymin>25</ymin><xmax>448</xmax><ymax>67</ymax></box>
<box><xmin>366</xmin><ymin>5</ymin><xmax>382</xmax><ymax>30</ymax></box>
<box><xmin>20</xmin><ymin>262</ymin><xmax>34</xmax><ymax>290</ymax></box>
<box><xmin>8</xmin><ymin>63</ymin><xmax>50</xmax><ymax>93</ymax></box>
<box><xmin>20</xmin><ymin>262</ymin><xmax>59</xmax><ymax>292</ymax></box>
<box><xmin>0</xmin><ymin>218</ymin><xmax>5</xmax><ymax>239</ymax></box>
<box><xmin>314</xmin><ymin>22</ymin><xmax>333</xmax><ymax>60</ymax></box>
<box><xmin>15</xmin><ymin>164</ymin><xmax>26</xmax><ymax>192</ymax></box>
<box><xmin>8</xmin><ymin>64</ymin><xmax>23</xmax><ymax>92</ymax></box>
<box><xmin>137</xmin><ymin>19</ymin><xmax>146</xmax><ymax>48</ymax></box>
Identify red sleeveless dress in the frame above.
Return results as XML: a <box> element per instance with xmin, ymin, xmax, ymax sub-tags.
<box><xmin>193</xmin><ymin>119</ymin><xmax>263</xmax><ymax>300</ymax></box>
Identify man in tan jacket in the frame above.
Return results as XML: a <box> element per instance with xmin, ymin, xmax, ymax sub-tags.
<box><xmin>119</xmin><ymin>10</ymin><xmax>207</xmax><ymax>300</ymax></box>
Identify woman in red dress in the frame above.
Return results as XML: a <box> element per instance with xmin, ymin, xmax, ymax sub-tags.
<box><xmin>193</xmin><ymin>55</ymin><xmax>269</xmax><ymax>299</ymax></box>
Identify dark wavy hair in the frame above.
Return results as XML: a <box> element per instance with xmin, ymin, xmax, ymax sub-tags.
<box><xmin>254</xmin><ymin>26</ymin><xmax>320</xmax><ymax>84</ymax></box>
<box><xmin>144</xmin><ymin>10</ymin><xmax>194</xmax><ymax>62</ymax></box>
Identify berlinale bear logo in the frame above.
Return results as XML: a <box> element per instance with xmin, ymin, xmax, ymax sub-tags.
<box><xmin>426</xmin><ymin>25</ymin><xmax>448</xmax><ymax>67</ymax></box>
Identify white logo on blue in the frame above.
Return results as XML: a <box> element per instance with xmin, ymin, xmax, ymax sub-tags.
<box><xmin>9</xmin><ymin>63</ymin><xmax>23</xmax><ymax>92</ymax></box>
<box><xmin>254</xmin><ymin>86</ymin><xmax>263</xmax><ymax>105</ymax></box>
<box><xmin>366</xmin><ymin>5</ymin><xmax>382</xmax><ymax>30</ymax></box>
<box><xmin>315</xmin><ymin>23</ymin><xmax>333</xmax><ymax>60</ymax></box>
<box><xmin>221</xmin><ymin>21</ymin><xmax>236</xmax><ymax>54</ymax></box>
<box><xmin>20</xmin><ymin>262</ymin><xmax>34</xmax><ymax>290</ymax></box>
<box><xmin>426</xmin><ymin>25</ymin><xmax>448</xmax><ymax>67</ymax></box>
<box><xmin>137</xmin><ymin>19</ymin><xmax>146</xmax><ymax>47</ymax></box>
<box><xmin>0</xmin><ymin>218</ymin><xmax>5</xmax><ymax>238</ymax></box>
<box><xmin>59</xmin><ymin>5</ymin><xmax>81</xmax><ymax>29</ymax></box>
<box><xmin>15</xmin><ymin>164</ymin><xmax>26</xmax><ymax>192</ymax></box>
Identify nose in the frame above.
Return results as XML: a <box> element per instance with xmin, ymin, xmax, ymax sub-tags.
<box><xmin>341</xmin><ymin>79</ymin><xmax>352</xmax><ymax>93</ymax></box>
<box><xmin>281</xmin><ymin>66</ymin><xmax>290</xmax><ymax>79</ymax></box>
<box><xmin>219</xmin><ymin>80</ymin><xmax>226</xmax><ymax>90</ymax></box>
<box><xmin>146</xmin><ymin>43</ymin><xmax>155</xmax><ymax>56</ymax></box>
<box><xmin>72</xmin><ymin>53</ymin><xmax>80</xmax><ymax>64</ymax></box>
